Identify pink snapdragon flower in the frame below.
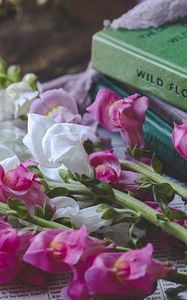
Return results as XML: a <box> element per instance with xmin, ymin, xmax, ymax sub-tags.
<box><xmin>85</xmin><ymin>244</ymin><xmax>175</xmax><ymax>300</ymax></box>
<box><xmin>0</xmin><ymin>160</ymin><xmax>48</xmax><ymax>212</ymax></box>
<box><xmin>87</xmin><ymin>89</ymin><xmax>149</xmax><ymax>148</ymax></box>
<box><xmin>30</xmin><ymin>88</ymin><xmax>81</xmax><ymax>123</ymax></box>
<box><xmin>89</xmin><ymin>149</ymin><xmax>140</xmax><ymax>192</ymax></box>
<box><xmin>172</xmin><ymin>119</ymin><xmax>187</xmax><ymax>160</ymax></box>
<box><xmin>23</xmin><ymin>226</ymin><xmax>112</xmax><ymax>275</ymax></box>
<box><xmin>0</xmin><ymin>228</ymin><xmax>31</xmax><ymax>284</ymax></box>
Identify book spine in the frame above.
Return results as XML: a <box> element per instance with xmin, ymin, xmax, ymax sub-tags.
<box><xmin>143</xmin><ymin>110</ymin><xmax>187</xmax><ymax>180</ymax></box>
<box><xmin>92</xmin><ymin>34</ymin><xmax>187</xmax><ymax>112</ymax></box>
<box><xmin>148</xmin><ymin>96</ymin><xmax>183</xmax><ymax>126</ymax></box>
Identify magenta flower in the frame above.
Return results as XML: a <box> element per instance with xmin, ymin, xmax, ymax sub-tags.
<box><xmin>30</xmin><ymin>88</ymin><xmax>81</xmax><ymax>123</ymax></box>
<box><xmin>172</xmin><ymin>119</ymin><xmax>187</xmax><ymax>160</ymax></box>
<box><xmin>89</xmin><ymin>149</ymin><xmax>140</xmax><ymax>192</ymax></box>
<box><xmin>0</xmin><ymin>228</ymin><xmax>31</xmax><ymax>284</ymax></box>
<box><xmin>85</xmin><ymin>244</ymin><xmax>175</xmax><ymax>300</ymax></box>
<box><xmin>89</xmin><ymin>150</ymin><xmax>121</xmax><ymax>183</ymax></box>
<box><xmin>23</xmin><ymin>226</ymin><xmax>112</xmax><ymax>275</ymax></box>
<box><xmin>87</xmin><ymin>89</ymin><xmax>149</xmax><ymax>148</ymax></box>
<box><xmin>0</xmin><ymin>161</ymin><xmax>48</xmax><ymax>212</ymax></box>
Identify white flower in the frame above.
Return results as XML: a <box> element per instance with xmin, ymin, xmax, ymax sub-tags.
<box><xmin>51</xmin><ymin>196</ymin><xmax>79</xmax><ymax>220</ymax></box>
<box><xmin>0</xmin><ymin>145</ymin><xmax>20</xmax><ymax>172</ymax></box>
<box><xmin>0</xmin><ymin>121</ymin><xmax>29</xmax><ymax>161</ymax></box>
<box><xmin>6</xmin><ymin>81</ymin><xmax>38</xmax><ymax>118</ymax></box>
<box><xmin>73</xmin><ymin>205</ymin><xmax>112</xmax><ymax>233</ymax></box>
<box><xmin>23</xmin><ymin>113</ymin><xmax>93</xmax><ymax>181</ymax></box>
<box><xmin>51</xmin><ymin>196</ymin><xmax>113</xmax><ymax>233</ymax></box>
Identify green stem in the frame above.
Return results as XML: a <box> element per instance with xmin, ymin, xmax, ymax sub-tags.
<box><xmin>120</xmin><ymin>160</ymin><xmax>187</xmax><ymax>202</ymax></box>
<box><xmin>48</xmin><ymin>181</ymin><xmax>97</xmax><ymax>198</ymax></box>
<box><xmin>0</xmin><ymin>203</ymin><xmax>69</xmax><ymax>230</ymax></box>
<box><xmin>112</xmin><ymin>188</ymin><xmax>187</xmax><ymax>244</ymax></box>
<box><xmin>116</xmin><ymin>246</ymin><xmax>129</xmax><ymax>252</ymax></box>
<box><xmin>28</xmin><ymin>215</ymin><xmax>70</xmax><ymax>230</ymax></box>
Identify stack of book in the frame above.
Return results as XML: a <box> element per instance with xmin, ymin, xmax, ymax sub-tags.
<box><xmin>90</xmin><ymin>19</ymin><xmax>187</xmax><ymax>180</ymax></box>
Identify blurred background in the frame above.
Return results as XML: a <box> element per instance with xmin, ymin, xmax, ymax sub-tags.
<box><xmin>0</xmin><ymin>0</ymin><xmax>136</xmax><ymax>82</ymax></box>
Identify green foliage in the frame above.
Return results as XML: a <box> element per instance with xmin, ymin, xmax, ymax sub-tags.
<box><xmin>47</xmin><ymin>187</ymin><xmax>70</xmax><ymax>198</ymax></box>
<box><xmin>44</xmin><ymin>202</ymin><xmax>54</xmax><ymax>220</ymax></box>
<box><xmin>8</xmin><ymin>198</ymin><xmax>30</xmax><ymax>220</ymax></box>
<box><xmin>152</xmin><ymin>154</ymin><xmax>162</xmax><ymax>174</ymax></box>
<box><xmin>0</xmin><ymin>57</ymin><xmax>21</xmax><ymax>88</ymax></box>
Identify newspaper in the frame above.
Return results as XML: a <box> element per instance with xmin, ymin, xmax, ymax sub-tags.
<box><xmin>0</xmin><ymin>132</ymin><xmax>186</xmax><ymax>300</ymax></box>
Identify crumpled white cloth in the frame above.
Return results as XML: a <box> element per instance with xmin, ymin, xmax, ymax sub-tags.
<box><xmin>42</xmin><ymin>0</ymin><xmax>187</xmax><ymax>107</ymax></box>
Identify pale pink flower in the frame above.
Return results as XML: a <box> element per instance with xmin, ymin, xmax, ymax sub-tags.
<box><xmin>87</xmin><ymin>89</ymin><xmax>149</xmax><ymax>148</ymax></box>
<box><xmin>30</xmin><ymin>88</ymin><xmax>81</xmax><ymax>123</ymax></box>
<box><xmin>172</xmin><ymin>119</ymin><xmax>187</xmax><ymax>160</ymax></box>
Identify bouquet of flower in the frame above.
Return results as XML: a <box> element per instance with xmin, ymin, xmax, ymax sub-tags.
<box><xmin>0</xmin><ymin>58</ymin><xmax>186</xmax><ymax>300</ymax></box>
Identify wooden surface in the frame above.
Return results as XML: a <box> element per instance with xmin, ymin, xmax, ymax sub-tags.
<box><xmin>0</xmin><ymin>0</ymin><xmax>136</xmax><ymax>82</ymax></box>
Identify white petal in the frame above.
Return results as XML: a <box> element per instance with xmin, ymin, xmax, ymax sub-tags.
<box><xmin>6</xmin><ymin>82</ymin><xmax>38</xmax><ymax>118</ymax></box>
<box><xmin>23</xmin><ymin>114</ymin><xmax>54</xmax><ymax>167</ymax></box>
<box><xmin>51</xmin><ymin>196</ymin><xmax>79</xmax><ymax>220</ymax></box>
<box><xmin>0</xmin><ymin>121</ymin><xmax>29</xmax><ymax>160</ymax></box>
<box><xmin>24</xmin><ymin>114</ymin><xmax>93</xmax><ymax>179</ymax></box>
<box><xmin>0</xmin><ymin>145</ymin><xmax>20</xmax><ymax>172</ymax></box>
<box><xmin>0</xmin><ymin>89</ymin><xmax>14</xmax><ymax>121</ymax></box>
<box><xmin>73</xmin><ymin>205</ymin><xmax>112</xmax><ymax>233</ymax></box>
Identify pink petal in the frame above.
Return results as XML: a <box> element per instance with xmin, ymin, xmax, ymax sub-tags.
<box><xmin>87</xmin><ymin>89</ymin><xmax>121</xmax><ymax>131</ymax></box>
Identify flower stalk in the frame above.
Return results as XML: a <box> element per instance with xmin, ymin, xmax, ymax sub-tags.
<box><xmin>48</xmin><ymin>180</ymin><xmax>187</xmax><ymax>244</ymax></box>
<box><xmin>120</xmin><ymin>159</ymin><xmax>187</xmax><ymax>203</ymax></box>
<box><xmin>112</xmin><ymin>188</ymin><xmax>187</xmax><ymax>244</ymax></box>
<box><xmin>0</xmin><ymin>202</ymin><xmax>69</xmax><ymax>230</ymax></box>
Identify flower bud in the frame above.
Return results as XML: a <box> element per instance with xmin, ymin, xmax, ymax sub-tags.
<box><xmin>7</xmin><ymin>65</ymin><xmax>21</xmax><ymax>82</ymax></box>
<box><xmin>23</xmin><ymin>73</ymin><xmax>38</xmax><ymax>90</ymax></box>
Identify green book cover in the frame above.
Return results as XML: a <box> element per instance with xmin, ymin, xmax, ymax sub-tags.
<box><xmin>92</xmin><ymin>20</ymin><xmax>187</xmax><ymax>111</ymax></box>
<box><xmin>90</xmin><ymin>77</ymin><xmax>187</xmax><ymax>180</ymax></box>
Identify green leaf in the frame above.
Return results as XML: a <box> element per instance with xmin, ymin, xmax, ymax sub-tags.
<box><xmin>59</xmin><ymin>170</ymin><xmax>77</xmax><ymax>182</ymax></box>
<box><xmin>34</xmin><ymin>205</ymin><xmax>44</xmax><ymax>218</ymax></box>
<box><xmin>8</xmin><ymin>198</ymin><xmax>30</xmax><ymax>220</ymax></box>
<box><xmin>126</xmin><ymin>145</ymin><xmax>133</xmax><ymax>157</ymax></box>
<box><xmin>152</xmin><ymin>154</ymin><xmax>162</xmax><ymax>174</ymax></box>
<box><xmin>97</xmin><ymin>204</ymin><xmax>115</xmax><ymax>220</ymax></box>
<box><xmin>44</xmin><ymin>202</ymin><xmax>54</xmax><ymax>220</ymax></box>
<box><xmin>132</xmin><ymin>145</ymin><xmax>142</xmax><ymax>160</ymax></box>
<box><xmin>160</xmin><ymin>201</ymin><xmax>173</xmax><ymax>220</ymax></box>
<box><xmin>91</xmin><ymin>182</ymin><xmax>114</xmax><ymax>197</ymax></box>
<box><xmin>156</xmin><ymin>213</ymin><xmax>168</xmax><ymax>223</ymax></box>
<box><xmin>47</xmin><ymin>187</ymin><xmax>70</xmax><ymax>198</ymax></box>
<box><xmin>156</xmin><ymin>183</ymin><xmax>175</xmax><ymax>198</ymax></box>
